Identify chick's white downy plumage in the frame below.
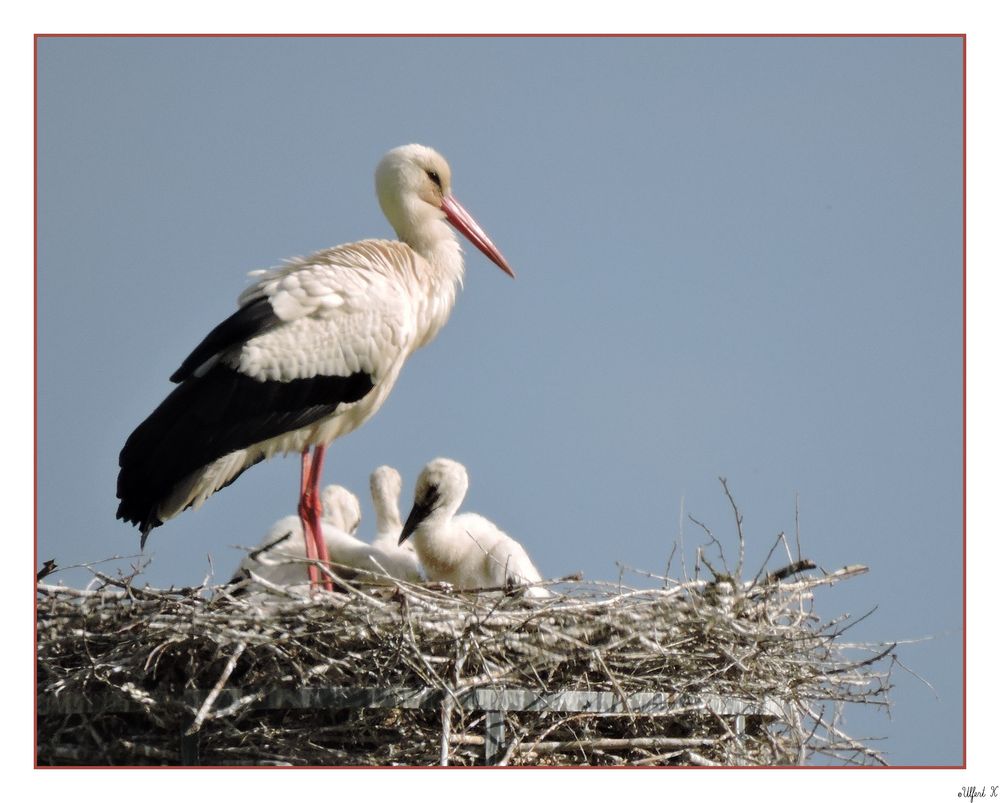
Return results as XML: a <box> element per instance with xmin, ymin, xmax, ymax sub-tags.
<box><xmin>368</xmin><ymin>465</ymin><xmax>422</xmax><ymax>583</ymax></box>
<box><xmin>321</xmin><ymin>484</ymin><xmax>362</xmax><ymax>534</ymax></box>
<box><xmin>370</xmin><ymin>465</ymin><xmax>405</xmax><ymax>545</ymax></box>
<box><xmin>232</xmin><ymin>484</ymin><xmax>362</xmax><ymax>590</ymax></box>
<box><xmin>399</xmin><ymin>458</ymin><xmax>549</xmax><ymax>597</ymax></box>
<box><xmin>234</xmin><ymin>478</ymin><xmax>427</xmax><ymax>591</ymax></box>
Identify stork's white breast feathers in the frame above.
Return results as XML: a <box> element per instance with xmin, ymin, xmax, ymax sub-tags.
<box><xmin>233</xmin><ymin>241</ymin><xmax>418</xmax><ymax>383</ymax></box>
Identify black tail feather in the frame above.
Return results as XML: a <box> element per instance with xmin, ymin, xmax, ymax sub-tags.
<box><xmin>117</xmin><ymin>364</ymin><xmax>374</xmax><ymax>535</ymax></box>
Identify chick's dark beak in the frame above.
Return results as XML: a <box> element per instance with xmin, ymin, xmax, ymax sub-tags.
<box><xmin>399</xmin><ymin>489</ymin><xmax>440</xmax><ymax>544</ymax></box>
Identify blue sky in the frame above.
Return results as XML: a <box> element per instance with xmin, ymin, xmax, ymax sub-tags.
<box><xmin>36</xmin><ymin>35</ymin><xmax>962</xmax><ymax>766</ymax></box>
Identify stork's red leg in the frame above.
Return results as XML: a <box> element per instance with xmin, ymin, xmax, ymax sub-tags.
<box><xmin>298</xmin><ymin>449</ymin><xmax>322</xmax><ymax>589</ymax></box>
<box><xmin>298</xmin><ymin>445</ymin><xmax>333</xmax><ymax>591</ymax></box>
<box><xmin>306</xmin><ymin>445</ymin><xmax>333</xmax><ymax>590</ymax></box>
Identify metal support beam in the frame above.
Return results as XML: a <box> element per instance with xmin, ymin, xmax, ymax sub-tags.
<box><xmin>483</xmin><ymin>711</ymin><xmax>506</xmax><ymax>764</ymax></box>
<box><xmin>39</xmin><ymin>686</ymin><xmax>788</xmax><ymax>720</ymax></box>
<box><xmin>179</xmin><ymin>731</ymin><xmax>200</xmax><ymax>766</ymax></box>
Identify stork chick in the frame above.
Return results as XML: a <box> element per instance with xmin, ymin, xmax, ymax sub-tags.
<box><xmin>368</xmin><ymin>465</ymin><xmax>422</xmax><ymax>582</ymax></box>
<box><xmin>232</xmin><ymin>484</ymin><xmax>362</xmax><ymax>590</ymax></box>
<box><xmin>399</xmin><ymin>458</ymin><xmax>549</xmax><ymax>598</ymax></box>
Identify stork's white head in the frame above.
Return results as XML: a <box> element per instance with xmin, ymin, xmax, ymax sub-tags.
<box><xmin>320</xmin><ymin>484</ymin><xmax>362</xmax><ymax>534</ymax></box>
<box><xmin>375</xmin><ymin>144</ymin><xmax>514</xmax><ymax>277</ymax></box>
<box><xmin>370</xmin><ymin>464</ymin><xmax>403</xmax><ymax>534</ymax></box>
<box><xmin>370</xmin><ymin>465</ymin><xmax>403</xmax><ymax>509</ymax></box>
<box><xmin>398</xmin><ymin>457</ymin><xmax>469</xmax><ymax>544</ymax></box>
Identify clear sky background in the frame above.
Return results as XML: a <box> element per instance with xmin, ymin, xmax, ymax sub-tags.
<box><xmin>36</xmin><ymin>35</ymin><xmax>962</xmax><ymax>767</ymax></box>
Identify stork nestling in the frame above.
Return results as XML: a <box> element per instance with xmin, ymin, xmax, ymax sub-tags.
<box><xmin>367</xmin><ymin>465</ymin><xmax>422</xmax><ymax>582</ymax></box>
<box><xmin>399</xmin><ymin>458</ymin><xmax>549</xmax><ymax>598</ymax></box>
<box><xmin>116</xmin><ymin>145</ymin><xmax>514</xmax><ymax>590</ymax></box>
<box><xmin>232</xmin><ymin>483</ymin><xmax>420</xmax><ymax>590</ymax></box>
<box><xmin>229</xmin><ymin>484</ymin><xmax>362</xmax><ymax>590</ymax></box>
<box><xmin>369</xmin><ymin>465</ymin><xmax>406</xmax><ymax>547</ymax></box>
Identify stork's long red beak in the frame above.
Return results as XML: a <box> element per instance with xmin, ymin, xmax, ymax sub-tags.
<box><xmin>441</xmin><ymin>194</ymin><xmax>515</xmax><ymax>278</ymax></box>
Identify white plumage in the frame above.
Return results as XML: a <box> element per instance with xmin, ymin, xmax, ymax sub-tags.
<box><xmin>321</xmin><ymin>484</ymin><xmax>362</xmax><ymax>535</ymax></box>
<box><xmin>367</xmin><ymin>465</ymin><xmax>422</xmax><ymax>583</ymax></box>
<box><xmin>234</xmin><ymin>481</ymin><xmax>421</xmax><ymax>590</ymax></box>
<box><xmin>370</xmin><ymin>465</ymin><xmax>405</xmax><ymax>544</ymax></box>
<box><xmin>232</xmin><ymin>484</ymin><xmax>363</xmax><ymax>590</ymax></box>
<box><xmin>399</xmin><ymin>458</ymin><xmax>549</xmax><ymax>598</ymax></box>
<box><xmin>117</xmin><ymin>144</ymin><xmax>513</xmax><ymax>590</ymax></box>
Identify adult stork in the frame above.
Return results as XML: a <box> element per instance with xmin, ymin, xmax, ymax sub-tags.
<box><xmin>116</xmin><ymin>144</ymin><xmax>514</xmax><ymax>590</ymax></box>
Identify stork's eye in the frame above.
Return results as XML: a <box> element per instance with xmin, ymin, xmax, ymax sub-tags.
<box><xmin>427</xmin><ymin>170</ymin><xmax>442</xmax><ymax>189</ymax></box>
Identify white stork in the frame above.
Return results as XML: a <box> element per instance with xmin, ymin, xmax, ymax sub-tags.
<box><xmin>399</xmin><ymin>458</ymin><xmax>550</xmax><ymax>598</ymax></box>
<box><xmin>233</xmin><ymin>483</ymin><xmax>419</xmax><ymax>590</ymax></box>
<box><xmin>320</xmin><ymin>484</ymin><xmax>362</xmax><ymax>535</ymax></box>
<box><xmin>230</xmin><ymin>484</ymin><xmax>362</xmax><ymax>590</ymax></box>
<box><xmin>370</xmin><ymin>464</ymin><xmax>405</xmax><ymax>545</ymax></box>
<box><xmin>116</xmin><ymin>145</ymin><xmax>513</xmax><ymax>590</ymax></box>
<box><xmin>368</xmin><ymin>465</ymin><xmax>422</xmax><ymax>583</ymax></box>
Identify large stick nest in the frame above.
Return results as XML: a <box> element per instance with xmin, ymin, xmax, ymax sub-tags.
<box><xmin>37</xmin><ymin>546</ymin><xmax>895</xmax><ymax>766</ymax></box>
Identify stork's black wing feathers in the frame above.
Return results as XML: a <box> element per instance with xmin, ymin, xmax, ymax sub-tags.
<box><xmin>169</xmin><ymin>297</ymin><xmax>282</xmax><ymax>383</ymax></box>
<box><xmin>116</xmin><ymin>363</ymin><xmax>375</xmax><ymax>533</ymax></box>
